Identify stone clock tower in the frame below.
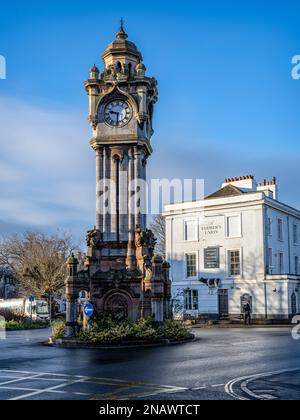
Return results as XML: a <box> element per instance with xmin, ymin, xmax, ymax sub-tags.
<box><xmin>65</xmin><ymin>22</ymin><xmax>171</xmax><ymax>335</ymax></box>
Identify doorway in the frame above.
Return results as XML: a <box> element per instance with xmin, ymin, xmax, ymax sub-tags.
<box><xmin>218</xmin><ymin>289</ymin><xmax>229</xmax><ymax>319</ymax></box>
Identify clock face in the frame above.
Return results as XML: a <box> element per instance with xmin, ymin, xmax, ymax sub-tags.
<box><xmin>104</xmin><ymin>100</ymin><xmax>132</xmax><ymax>127</ymax></box>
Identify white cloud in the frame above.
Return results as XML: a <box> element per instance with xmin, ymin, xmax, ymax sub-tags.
<box><xmin>0</xmin><ymin>97</ymin><xmax>94</xmax><ymax>236</ymax></box>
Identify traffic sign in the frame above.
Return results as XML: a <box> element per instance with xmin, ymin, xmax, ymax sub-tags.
<box><xmin>84</xmin><ymin>302</ymin><xmax>94</xmax><ymax>317</ymax></box>
<box><xmin>28</xmin><ymin>296</ymin><xmax>35</xmax><ymax>303</ymax></box>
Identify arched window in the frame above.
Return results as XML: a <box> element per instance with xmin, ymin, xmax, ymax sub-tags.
<box><xmin>116</xmin><ymin>61</ymin><xmax>122</xmax><ymax>73</ymax></box>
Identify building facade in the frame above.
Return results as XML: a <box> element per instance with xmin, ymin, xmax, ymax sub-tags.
<box><xmin>65</xmin><ymin>23</ymin><xmax>171</xmax><ymax>335</ymax></box>
<box><xmin>164</xmin><ymin>176</ymin><xmax>300</xmax><ymax>321</ymax></box>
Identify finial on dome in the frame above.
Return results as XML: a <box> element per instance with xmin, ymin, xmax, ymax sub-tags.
<box><xmin>116</xmin><ymin>17</ymin><xmax>128</xmax><ymax>40</ymax></box>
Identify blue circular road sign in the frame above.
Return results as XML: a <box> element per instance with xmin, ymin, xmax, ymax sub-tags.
<box><xmin>84</xmin><ymin>302</ymin><xmax>94</xmax><ymax>317</ymax></box>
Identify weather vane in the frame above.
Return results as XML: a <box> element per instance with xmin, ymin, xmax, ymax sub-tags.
<box><xmin>116</xmin><ymin>17</ymin><xmax>128</xmax><ymax>39</ymax></box>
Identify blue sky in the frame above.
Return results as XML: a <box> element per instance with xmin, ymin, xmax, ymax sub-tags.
<box><xmin>0</xmin><ymin>0</ymin><xmax>300</xmax><ymax>243</ymax></box>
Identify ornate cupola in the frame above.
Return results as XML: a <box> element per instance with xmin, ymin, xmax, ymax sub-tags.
<box><xmin>101</xmin><ymin>19</ymin><xmax>142</xmax><ymax>70</ymax></box>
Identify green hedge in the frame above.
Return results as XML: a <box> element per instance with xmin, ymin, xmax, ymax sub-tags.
<box><xmin>52</xmin><ymin>316</ymin><xmax>191</xmax><ymax>344</ymax></box>
<box><xmin>5</xmin><ymin>320</ymin><xmax>49</xmax><ymax>331</ymax></box>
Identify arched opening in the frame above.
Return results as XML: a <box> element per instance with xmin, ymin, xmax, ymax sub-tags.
<box><xmin>105</xmin><ymin>293</ymin><xmax>130</xmax><ymax>321</ymax></box>
<box><xmin>128</xmin><ymin>63</ymin><xmax>132</xmax><ymax>76</ymax></box>
<box><xmin>116</xmin><ymin>61</ymin><xmax>122</xmax><ymax>73</ymax></box>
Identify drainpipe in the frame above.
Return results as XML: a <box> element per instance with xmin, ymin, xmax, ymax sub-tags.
<box><xmin>264</xmin><ymin>283</ymin><xmax>268</xmax><ymax>320</ymax></box>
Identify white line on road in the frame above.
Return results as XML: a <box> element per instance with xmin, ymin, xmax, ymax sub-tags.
<box><xmin>0</xmin><ymin>385</ymin><xmax>91</xmax><ymax>396</ymax></box>
<box><xmin>231</xmin><ymin>341</ymin><xmax>258</xmax><ymax>346</ymax></box>
<box><xmin>9</xmin><ymin>378</ymin><xmax>87</xmax><ymax>400</ymax></box>
<box><xmin>0</xmin><ymin>369</ymin><xmax>187</xmax><ymax>401</ymax></box>
<box><xmin>225</xmin><ymin>368</ymin><xmax>300</xmax><ymax>400</ymax></box>
<box><xmin>0</xmin><ymin>374</ymin><xmax>43</xmax><ymax>387</ymax></box>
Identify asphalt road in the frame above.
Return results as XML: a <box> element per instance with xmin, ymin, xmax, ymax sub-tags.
<box><xmin>0</xmin><ymin>326</ymin><xmax>299</xmax><ymax>400</ymax></box>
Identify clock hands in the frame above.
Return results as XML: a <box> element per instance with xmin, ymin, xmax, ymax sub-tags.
<box><xmin>110</xmin><ymin>110</ymin><xmax>120</xmax><ymax>125</ymax></box>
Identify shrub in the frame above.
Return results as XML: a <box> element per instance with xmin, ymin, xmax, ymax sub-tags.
<box><xmin>5</xmin><ymin>320</ymin><xmax>48</xmax><ymax>330</ymax></box>
<box><xmin>158</xmin><ymin>318</ymin><xmax>191</xmax><ymax>341</ymax></box>
<box><xmin>51</xmin><ymin>318</ymin><xmax>66</xmax><ymax>339</ymax></box>
<box><xmin>130</xmin><ymin>318</ymin><xmax>157</xmax><ymax>341</ymax></box>
<box><xmin>75</xmin><ymin>316</ymin><xmax>190</xmax><ymax>344</ymax></box>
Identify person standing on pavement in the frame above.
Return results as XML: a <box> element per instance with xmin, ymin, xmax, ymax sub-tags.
<box><xmin>243</xmin><ymin>302</ymin><xmax>252</xmax><ymax>325</ymax></box>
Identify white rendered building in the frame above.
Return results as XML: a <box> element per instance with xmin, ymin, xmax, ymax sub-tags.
<box><xmin>164</xmin><ymin>176</ymin><xmax>300</xmax><ymax>321</ymax></box>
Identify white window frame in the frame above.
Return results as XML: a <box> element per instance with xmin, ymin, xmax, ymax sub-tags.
<box><xmin>293</xmin><ymin>224</ymin><xmax>299</xmax><ymax>245</ymax></box>
<box><xmin>268</xmin><ymin>248</ymin><xmax>273</xmax><ymax>270</ymax></box>
<box><xmin>183</xmin><ymin>219</ymin><xmax>198</xmax><ymax>242</ymax></box>
<box><xmin>185</xmin><ymin>253</ymin><xmax>197</xmax><ymax>279</ymax></box>
<box><xmin>295</xmin><ymin>256</ymin><xmax>299</xmax><ymax>275</ymax></box>
<box><xmin>279</xmin><ymin>252</ymin><xmax>284</xmax><ymax>274</ymax></box>
<box><xmin>267</xmin><ymin>217</ymin><xmax>272</xmax><ymax>236</ymax></box>
<box><xmin>225</xmin><ymin>213</ymin><xmax>242</xmax><ymax>239</ymax></box>
<box><xmin>277</xmin><ymin>218</ymin><xmax>283</xmax><ymax>241</ymax></box>
<box><xmin>227</xmin><ymin>248</ymin><xmax>242</xmax><ymax>278</ymax></box>
<box><xmin>184</xmin><ymin>289</ymin><xmax>199</xmax><ymax>311</ymax></box>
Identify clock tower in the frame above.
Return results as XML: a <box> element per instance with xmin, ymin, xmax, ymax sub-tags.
<box><xmin>65</xmin><ymin>22</ymin><xmax>171</xmax><ymax>334</ymax></box>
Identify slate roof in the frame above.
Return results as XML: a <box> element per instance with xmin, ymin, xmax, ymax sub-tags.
<box><xmin>205</xmin><ymin>184</ymin><xmax>245</xmax><ymax>200</ymax></box>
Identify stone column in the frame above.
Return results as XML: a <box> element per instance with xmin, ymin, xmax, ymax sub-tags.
<box><xmin>151</xmin><ymin>255</ymin><xmax>165</xmax><ymax>322</ymax></box>
<box><xmin>126</xmin><ymin>147</ymin><xmax>136</xmax><ymax>268</ymax></box>
<box><xmin>95</xmin><ymin>147</ymin><xmax>103</xmax><ymax>232</ymax></box>
<box><xmin>65</xmin><ymin>295</ymin><xmax>78</xmax><ymax>337</ymax></box>
<box><xmin>65</xmin><ymin>255</ymin><xmax>79</xmax><ymax>337</ymax></box>
<box><xmin>111</xmin><ymin>156</ymin><xmax>119</xmax><ymax>241</ymax></box>
<box><xmin>119</xmin><ymin>153</ymin><xmax>128</xmax><ymax>241</ymax></box>
<box><xmin>134</xmin><ymin>147</ymin><xmax>144</xmax><ymax>230</ymax></box>
<box><xmin>103</xmin><ymin>147</ymin><xmax>111</xmax><ymax>241</ymax></box>
<box><xmin>141</xmin><ymin>156</ymin><xmax>147</xmax><ymax>230</ymax></box>
<box><xmin>151</xmin><ymin>299</ymin><xmax>164</xmax><ymax>322</ymax></box>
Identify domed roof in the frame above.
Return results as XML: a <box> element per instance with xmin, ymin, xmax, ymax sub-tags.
<box><xmin>90</xmin><ymin>64</ymin><xmax>99</xmax><ymax>73</ymax></box>
<box><xmin>136</xmin><ymin>60</ymin><xmax>146</xmax><ymax>71</ymax></box>
<box><xmin>101</xmin><ymin>19</ymin><xmax>143</xmax><ymax>63</ymax></box>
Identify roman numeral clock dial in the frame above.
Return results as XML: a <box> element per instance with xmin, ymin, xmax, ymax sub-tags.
<box><xmin>104</xmin><ymin>100</ymin><xmax>132</xmax><ymax>127</ymax></box>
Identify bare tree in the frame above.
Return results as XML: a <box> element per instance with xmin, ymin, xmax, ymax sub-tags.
<box><xmin>0</xmin><ymin>231</ymin><xmax>78</xmax><ymax>298</ymax></box>
<box><xmin>149</xmin><ymin>214</ymin><xmax>166</xmax><ymax>257</ymax></box>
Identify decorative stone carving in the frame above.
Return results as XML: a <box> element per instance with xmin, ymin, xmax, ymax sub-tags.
<box><xmin>135</xmin><ymin>227</ymin><xmax>157</xmax><ymax>255</ymax></box>
<box><xmin>86</xmin><ymin>227</ymin><xmax>102</xmax><ymax>248</ymax></box>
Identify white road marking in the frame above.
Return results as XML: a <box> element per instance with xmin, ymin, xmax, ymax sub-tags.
<box><xmin>121</xmin><ymin>386</ymin><xmax>188</xmax><ymax>400</ymax></box>
<box><xmin>0</xmin><ymin>374</ymin><xmax>43</xmax><ymax>387</ymax></box>
<box><xmin>0</xmin><ymin>369</ymin><xmax>187</xmax><ymax>401</ymax></box>
<box><xmin>0</xmin><ymin>385</ymin><xmax>91</xmax><ymax>396</ymax></box>
<box><xmin>211</xmin><ymin>383</ymin><xmax>225</xmax><ymax>388</ymax></box>
<box><xmin>9</xmin><ymin>378</ymin><xmax>87</xmax><ymax>400</ymax></box>
<box><xmin>225</xmin><ymin>368</ymin><xmax>300</xmax><ymax>400</ymax></box>
<box><xmin>0</xmin><ymin>369</ymin><xmax>85</xmax><ymax>378</ymax></box>
<box><xmin>0</xmin><ymin>386</ymin><xmax>41</xmax><ymax>392</ymax></box>
<box><xmin>231</xmin><ymin>341</ymin><xmax>258</xmax><ymax>346</ymax></box>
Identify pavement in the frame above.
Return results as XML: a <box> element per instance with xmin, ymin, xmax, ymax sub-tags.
<box><xmin>0</xmin><ymin>326</ymin><xmax>299</xmax><ymax>400</ymax></box>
